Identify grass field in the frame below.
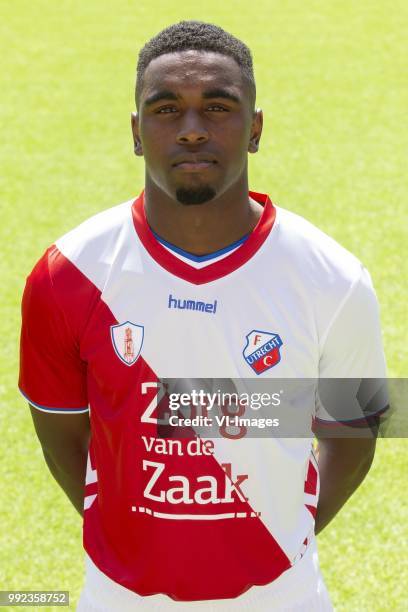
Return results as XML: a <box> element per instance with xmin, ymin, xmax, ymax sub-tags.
<box><xmin>1</xmin><ymin>1</ymin><xmax>407</xmax><ymax>610</ymax></box>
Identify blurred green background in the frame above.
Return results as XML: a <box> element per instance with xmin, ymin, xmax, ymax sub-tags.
<box><xmin>1</xmin><ymin>1</ymin><xmax>407</xmax><ymax>610</ymax></box>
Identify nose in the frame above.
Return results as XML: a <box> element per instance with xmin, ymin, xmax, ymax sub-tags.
<box><xmin>176</xmin><ymin>111</ymin><xmax>209</xmax><ymax>145</ymax></box>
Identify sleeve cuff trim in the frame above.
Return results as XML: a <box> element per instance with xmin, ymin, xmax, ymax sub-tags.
<box><xmin>19</xmin><ymin>388</ymin><xmax>89</xmax><ymax>414</ymax></box>
<box><xmin>314</xmin><ymin>404</ymin><xmax>389</xmax><ymax>426</ymax></box>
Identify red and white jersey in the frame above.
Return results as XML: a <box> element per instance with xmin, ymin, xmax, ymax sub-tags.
<box><xmin>19</xmin><ymin>191</ymin><xmax>386</xmax><ymax>602</ymax></box>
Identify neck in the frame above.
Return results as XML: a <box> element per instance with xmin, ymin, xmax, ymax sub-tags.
<box><xmin>143</xmin><ymin>175</ymin><xmax>263</xmax><ymax>255</ymax></box>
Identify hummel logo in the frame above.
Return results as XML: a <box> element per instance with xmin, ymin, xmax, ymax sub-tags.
<box><xmin>168</xmin><ymin>294</ymin><xmax>217</xmax><ymax>314</ymax></box>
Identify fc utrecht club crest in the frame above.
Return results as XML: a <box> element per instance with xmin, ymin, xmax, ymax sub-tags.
<box><xmin>110</xmin><ymin>322</ymin><xmax>144</xmax><ymax>366</ymax></box>
<box><xmin>243</xmin><ymin>330</ymin><xmax>283</xmax><ymax>374</ymax></box>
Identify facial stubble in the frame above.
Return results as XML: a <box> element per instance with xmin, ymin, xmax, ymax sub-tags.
<box><xmin>175</xmin><ymin>186</ymin><xmax>217</xmax><ymax>206</ymax></box>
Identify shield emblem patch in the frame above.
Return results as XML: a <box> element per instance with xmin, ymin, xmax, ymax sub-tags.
<box><xmin>243</xmin><ymin>329</ymin><xmax>283</xmax><ymax>374</ymax></box>
<box><xmin>110</xmin><ymin>321</ymin><xmax>144</xmax><ymax>366</ymax></box>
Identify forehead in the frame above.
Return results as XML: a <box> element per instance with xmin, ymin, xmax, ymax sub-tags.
<box><xmin>141</xmin><ymin>50</ymin><xmax>246</xmax><ymax>98</ymax></box>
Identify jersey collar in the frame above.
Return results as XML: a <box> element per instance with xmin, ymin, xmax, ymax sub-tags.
<box><xmin>131</xmin><ymin>190</ymin><xmax>276</xmax><ymax>285</ymax></box>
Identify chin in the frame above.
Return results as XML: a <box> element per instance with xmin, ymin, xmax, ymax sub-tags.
<box><xmin>175</xmin><ymin>186</ymin><xmax>217</xmax><ymax>206</ymax></box>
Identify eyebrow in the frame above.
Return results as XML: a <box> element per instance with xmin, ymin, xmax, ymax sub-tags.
<box><xmin>202</xmin><ymin>88</ymin><xmax>241</xmax><ymax>104</ymax></box>
<box><xmin>143</xmin><ymin>87</ymin><xmax>241</xmax><ymax>108</ymax></box>
<box><xmin>144</xmin><ymin>90</ymin><xmax>178</xmax><ymax>107</ymax></box>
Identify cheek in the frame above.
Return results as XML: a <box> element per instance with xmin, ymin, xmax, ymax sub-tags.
<box><xmin>219</xmin><ymin>130</ymin><xmax>251</xmax><ymax>170</ymax></box>
<box><xmin>216</xmin><ymin>117</ymin><xmax>252</xmax><ymax>151</ymax></box>
<box><xmin>139</xmin><ymin>121</ymin><xmax>173</xmax><ymax>156</ymax></box>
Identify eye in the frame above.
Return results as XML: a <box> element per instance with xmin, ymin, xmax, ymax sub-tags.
<box><xmin>156</xmin><ymin>106</ymin><xmax>178</xmax><ymax>114</ymax></box>
<box><xmin>207</xmin><ymin>104</ymin><xmax>228</xmax><ymax>112</ymax></box>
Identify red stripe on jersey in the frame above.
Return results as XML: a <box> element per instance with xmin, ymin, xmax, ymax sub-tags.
<box><xmin>20</xmin><ymin>246</ymin><xmax>291</xmax><ymax>600</ymax></box>
<box><xmin>305</xmin><ymin>504</ymin><xmax>317</xmax><ymax>518</ymax></box>
<box><xmin>84</xmin><ymin>354</ymin><xmax>291</xmax><ymax>600</ymax></box>
<box><xmin>132</xmin><ymin>191</ymin><xmax>276</xmax><ymax>285</ymax></box>
<box><xmin>304</xmin><ymin>459</ymin><xmax>318</xmax><ymax>495</ymax></box>
<box><xmin>84</xmin><ymin>482</ymin><xmax>98</xmax><ymax>496</ymax></box>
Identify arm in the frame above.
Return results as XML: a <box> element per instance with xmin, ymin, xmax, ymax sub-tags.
<box><xmin>314</xmin><ymin>433</ymin><xmax>376</xmax><ymax>535</ymax></box>
<box><xmin>20</xmin><ymin>249</ymin><xmax>94</xmax><ymax>517</ymax></box>
<box><xmin>314</xmin><ymin>267</ymin><xmax>387</xmax><ymax>534</ymax></box>
<box><xmin>30</xmin><ymin>406</ymin><xmax>91</xmax><ymax>517</ymax></box>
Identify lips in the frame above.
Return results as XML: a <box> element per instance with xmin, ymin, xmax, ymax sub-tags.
<box><xmin>174</xmin><ymin>161</ymin><xmax>216</xmax><ymax>172</ymax></box>
<box><xmin>172</xmin><ymin>153</ymin><xmax>218</xmax><ymax>171</ymax></box>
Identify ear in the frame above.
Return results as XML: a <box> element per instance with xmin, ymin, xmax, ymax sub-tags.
<box><xmin>131</xmin><ymin>112</ymin><xmax>143</xmax><ymax>156</ymax></box>
<box><xmin>248</xmin><ymin>108</ymin><xmax>263</xmax><ymax>154</ymax></box>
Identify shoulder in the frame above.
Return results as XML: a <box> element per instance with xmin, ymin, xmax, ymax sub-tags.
<box><xmin>272</xmin><ymin>206</ymin><xmax>365</xmax><ymax>293</ymax></box>
<box><xmin>49</xmin><ymin>198</ymin><xmax>138</xmax><ymax>292</ymax></box>
<box><xmin>24</xmin><ymin>199</ymin><xmax>136</xmax><ymax>320</ymax></box>
<box><xmin>56</xmin><ymin>198</ymin><xmax>134</xmax><ymax>266</ymax></box>
<box><xmin>269</xmin><ymin>206</ymin><xmax>380</xmax><ymax>347</ymax></box>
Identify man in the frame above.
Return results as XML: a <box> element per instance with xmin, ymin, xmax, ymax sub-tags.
<box><xmin>19</xmin><ymin>21</ymin><xmax>387</xmax><ymax>611</ymax></box>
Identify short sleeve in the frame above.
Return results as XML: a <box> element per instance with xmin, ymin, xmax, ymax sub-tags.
<box><xmin>19</xmin><ymin>247</ymin><xmax>89</xmax><ymax>413</ymax></box>
<box><xmin>315</xmin><ymin>266</ymin><xmax>388</xmax><ymax>424</ymax></box>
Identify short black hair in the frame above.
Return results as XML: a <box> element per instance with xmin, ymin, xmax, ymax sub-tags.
<box><xmin>136</xmin><ymin>21</ymin><xmax>256</xmax><ymax>108</ymax></box>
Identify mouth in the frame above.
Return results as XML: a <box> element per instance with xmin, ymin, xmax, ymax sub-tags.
<box><xmin>174</xmin><ymin>161</ymin><xmax>216</xmax><ymax>172</ymax></box>
<box><xmin>172</xmin><ymin>154</ymin><xmax>218</xmax><ymax>173</ymax></box>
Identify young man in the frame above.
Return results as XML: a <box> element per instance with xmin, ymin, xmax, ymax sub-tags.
<box><xmin>19</xmin><ymin>21</ymin><xmax>387</xmax><ymax>611</ymax></box>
